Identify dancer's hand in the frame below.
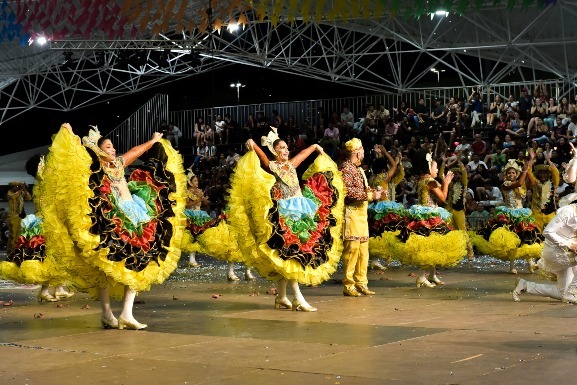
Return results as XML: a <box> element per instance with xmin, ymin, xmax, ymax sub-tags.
<box><xmin>444</xmin><ymin>170</ymin><xmax>454</xmax><ymax>184</ymax></box>
<box><xmin>245</xmin><ymin>139</ymin><xmax>255</xmax><ymax>151</ymax></box>
<box><xmin>315</xmin><ymin>144</ymin><xmax>324</xmax><ymax>154</ymax></box>
<box><xmin>151</xmin><ymin>132</ymin><xmax>163</xmax><ymax>142</ymax></box>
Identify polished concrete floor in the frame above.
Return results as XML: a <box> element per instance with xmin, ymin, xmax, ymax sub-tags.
<box><xmin>1</xmin><ymin>255</ymin><xmax>576</xmax><ymax>385</ymax></box>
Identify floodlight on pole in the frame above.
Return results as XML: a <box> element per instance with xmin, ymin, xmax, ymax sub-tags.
<box><xmin>230</xmin><ymin>82</ymin><xmax>245</xmax><ymax>102</ymax></box>
<box><xmin>430</xmin><ymin>68</ymin><xmax>445</xmax><ymax>83</ymax></box>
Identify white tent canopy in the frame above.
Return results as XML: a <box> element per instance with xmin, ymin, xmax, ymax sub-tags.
<box><xmin>0</xmin><ymin>146</ymin><xmax>48</xmax><ymax>185</ymax></box>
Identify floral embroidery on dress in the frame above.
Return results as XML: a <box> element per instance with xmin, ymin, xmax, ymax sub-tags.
<box><xmin>269</xmin><ymin>161</ymin><xmax>301</xmax><ymax>199</ymax></box>
<box><xmin>451</xmin><ymin>182</ymin><xmax>462</xmax><ymax>205</ymax></box>
<box><xmin>538</xmin><ymin>181</ymin><xmax>552</xmax><ymax>209</ymax></box>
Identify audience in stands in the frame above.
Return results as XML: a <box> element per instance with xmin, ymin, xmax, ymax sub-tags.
<box><xmin>175</xmin><ymin>85</ymin><xmax>573</xmax><ymax>230</ymax></box>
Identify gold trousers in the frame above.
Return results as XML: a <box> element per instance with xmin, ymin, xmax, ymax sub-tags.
<box><xmin>533</xmin><ymin>211</ymin><xmax>555</xmax><ymax>234</ymax></box>
<box><xmin>342</xmin><ymin>240</ymin><xmax>369</xmax><ymax>289</ymax></box>
<box><xmin>449</xmin><ymin>208</ymin><xmax>467</xmax><ymax>231</ymax></box>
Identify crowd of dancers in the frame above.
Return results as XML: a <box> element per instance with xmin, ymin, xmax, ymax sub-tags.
<box><xmin>1</xmin><ymin>122</ymin><xmax>576</xmax><ymax>330</ymax></box>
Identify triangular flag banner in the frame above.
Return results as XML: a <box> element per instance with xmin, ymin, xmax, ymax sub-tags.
<box><xmin>0</xmin><ymin>0</ymin><xmax>554</xmax><ymax>45</ymax></box>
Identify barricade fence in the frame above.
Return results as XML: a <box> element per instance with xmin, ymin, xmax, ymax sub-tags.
<box><xmin>108</xmin><ymin>78</ymin><xmax>575</xmax><ymax>153</ymax></box>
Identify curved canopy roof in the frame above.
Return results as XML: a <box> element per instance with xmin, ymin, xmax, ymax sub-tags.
<box><xmin>0</xmin><ymin>0</ymin><xmax>575</xmax><ymax>127</ymax></box>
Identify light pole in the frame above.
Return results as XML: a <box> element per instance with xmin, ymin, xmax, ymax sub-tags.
<box><xmin>430</xmin><ymin>68</ymin><xmax>445</xmax><ymax>83</ymax></box>
<box><xmin>230</xmin><ymin>82</ymin><xmax>245</xmax><ymax>102</ymax></box>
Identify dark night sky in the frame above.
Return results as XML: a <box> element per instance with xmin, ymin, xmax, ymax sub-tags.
<box><xmin>0</xmin><ymin>64</ymin><xmax>369</xmax><ymax>156</ymax></box>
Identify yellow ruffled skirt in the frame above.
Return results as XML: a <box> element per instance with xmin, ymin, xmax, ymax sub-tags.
<box><xmin>37</xmin><ymin>125</ymin><xmax>186</xmax><ymax>299</ymax></box>
<box><xmin>0</xmin><ymin>255</ymin><xmax>67</xmax><ymax>287</ymax></box>
<box><xmin>369</xmin><ymin>231</ymin><xmax>401</xmax><ymax>263</ymax></box>
<box><xmin>227</xmin><ymin>152</ymin><xmax>344</xmax><ymax>286</ymax></box>
<box><xmin>468</xmin><ymin>227</ymin><xmax>543</xmax><ymax>262</ymax></box>
<box><xmin>0</xmin><ymin>182</ymin><xmax>71</xmax><ymax>287</ymax></box>
<box><xmin>180</xmin><ymin>220</ymin><xmax>244</xmax><ymax>262</ymax></box>
<box><xmin>390</xmin><ymin>230</ymin><xmax>469</xmax><ymax>268</ymax></box>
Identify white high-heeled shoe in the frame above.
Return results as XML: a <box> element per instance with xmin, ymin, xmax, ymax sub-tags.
<box><xmin>54</xmin><ymin>288</ymin><xmax>75</xmax><ymax>300</ymax></box>
<box><xmin>292</xmin><ymin>299</ymin><xmax>317</xmax><ymax>312</ymax></box>
<box><xmin>428</xmin><ymin>275</ymin><xmax>445</xmax><ymax>285</ymax></box>
<box><xmin>118</xmin><ymin>316</ymin><xmax>147</xmax><ymax>330</ymax></box>
<box><xmin>245</xmin><ymin>270</ymin><xmax>256</xmax><ymax>281</ymax></box>
<box><xmin>227</xmin><ymin>273</ymin><xmax>240</xmax><ymax>282</ymax></box>
<box><xmin>274</xmin><ymin>296</ymin><xmax>292</xmax><ymax>309</ymax></box>
<box><xmin>369</xmin><ymin>260</ymin><xmax>387</xmax><ymax>271</ymax></box>
<box><xmin>416</xmin><ymin>277</ymin><xmax>435</xmax><ymax>288</ymax></box>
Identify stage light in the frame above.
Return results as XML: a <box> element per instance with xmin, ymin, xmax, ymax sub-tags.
<box><xmin>63</xmin><ymin>51</ymin><xmax>73</xmax><ymax>64</ymax></box>
<box><xmin>230</xmin><ymin>82</ymin><xmax>245</xmax><ymax>102</ymax></box>
<box><xmin>158</xmin><ymin>49</ymin><xmax>170</xmax><ymax>68</ymax></box>
<box><xmin>95</xmin><ymin>51</ymin><xmax>105</xmax><ymax>67</ymax></box>
<box><xmin>62</xmin><ymin>51</ymin><xmax>74</xmax><ymax>70</ymax></box>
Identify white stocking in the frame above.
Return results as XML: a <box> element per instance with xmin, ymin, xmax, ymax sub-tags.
<box><xmin>54</xmin><ymin>285</ymin><xmax>66</xmax><ymax>295</ymax></box>
<box><xmin>277</xmin><ymin>278</ymin><xmax>288</xmax><ymax>301</ymax></box>
<box><xmin>289</xmin><ymin>279</ymin><xmax>310</xmax><ymax>307</ymax></box>
<box><xmin>417</xmin><ymin>270</ymin><xmax>429</xmax><ymax>282</ymax></box>
<box><xmin>188</xmin><ymin>252</ymin><xmax>197</xmax><ymax>264</ymax></box>
<box><xmin>99</xmin><ymin>286</ymin><xmax>116</xmax><ymax>322</ymax></box>
<box><xmin>40</xmin><ymin>285</ymin><xmax>51</xmax><ymax>296</ymax></box>
<box><xmin>119</xmin><ymin>286</ymin><xmax>138</xmax><ymax>323</ymax></box>
<box><xmin>228</xmin><ymin>261</ymin><xmax>235</xmax><ymax>275</ymax></box>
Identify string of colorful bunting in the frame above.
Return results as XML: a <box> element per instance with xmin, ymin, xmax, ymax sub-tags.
<box><xmin>0</xmin><ymin>0</ymin><xmax>558</xmax><ymax>44</ymax></box>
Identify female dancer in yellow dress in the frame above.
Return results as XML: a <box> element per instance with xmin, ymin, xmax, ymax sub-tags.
<box><xmin>5</xmin><ymin>181</ymin><xmax>32</xmax><ymax>254</ymax></box>
<box><xmin>526</xmin><ymin>152</ymin><xmax>559</xmax><ymax>233</ymax></box>
<box><xmin>367</xmin><ymin>144</ymin><xmax>404</xmax><ymax>270</ymax></box>
<box><xmin>228</xmin><ymin>129</ymin><xmax>344</xmax><ymax>311</ymax></box>
<box><xmin>37</xmin><ymin>123</ymin><xmax>186</xmax><ymax>330</ymax></box>
<box><xmin>469</xmin><ymin>151</ymin><xmax>542</xmax><ymax>274</ymax></box>
<box><xmin>389</xmin><ymin>147</ymin><xmax>469</xmax><ymax>287</ymax></box>
<box><xmin>180</xmin><ymin>168</ymin><xmax>254</xmax><ymax>281</ymax></box>
<box><xmin>439</xmin><ymin>152</ymin><xmax>475</xmax><ymax>260</ymax></box>
<box><xmin>0</xmin><ymin>155</ymin><xmax>74</xmax><ymax>302</ymax></box>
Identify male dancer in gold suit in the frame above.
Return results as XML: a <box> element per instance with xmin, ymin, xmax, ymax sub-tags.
<box><xmin>339</xmin><ymin>138</ymin><xmax>382</xmax><ymax>296</ymax></box>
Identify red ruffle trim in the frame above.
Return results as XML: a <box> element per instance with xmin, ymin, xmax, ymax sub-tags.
<box><xmin>99</xmin><ymin>170</ymin><xmax>161</xmax><ymax>251</ymax></box>
<box><xmin>277</xmin><ymin>174</ymin><xmax>333</xmax><ymax>253</ymax></box>
<box><xmin>186</xmin><ymin>214</ymin><xmax>228</xmax><ymax>236</ymax></box>
<box><xmin>16</xmin><ymin>234</ymin><xmax>45</xmax><ymax>249</ymax></box>
<box><xmin>406</xmin><ymin>216</ymin><xmax>450</xmax><ymax>231</ymax></box>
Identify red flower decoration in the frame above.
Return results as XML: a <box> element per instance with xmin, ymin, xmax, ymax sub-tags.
<box><xmin>131</xmin><ymin>169</ymin><xmax>164</xmax><ymax>192</ymax></box>
<box><xmin>116</xmin><ymin>220</ymin><xmax>158</xmax><ymax>251</ymax></box>
<box><xmin>28</xmin><ymin>235</ymin><xmax>45</xmax><ymax>248</ymax></box>
<box><xmin>383</xmin><ymin>213</ymin><xmax>401</xmax><ymax>223</ymax></box>
<box><xmin>277</xmin><ymin>173</ymin><xmax>334</xmax><ymax>254</ymax></box>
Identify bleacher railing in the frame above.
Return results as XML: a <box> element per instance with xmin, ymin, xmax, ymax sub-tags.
<box><xmin>109</xmin><ymin>78</ymin><xmax>575</xmax><ymax>152</ymax></box>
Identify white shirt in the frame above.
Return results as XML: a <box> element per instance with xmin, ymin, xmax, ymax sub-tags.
<box><xmin>226</xmin><ymin>153</ymin><xmax>240</xmax><ymax>167</ymax></box>
<box><xmin>486</xmin><ymin>186</ymin><xmax>503</xmax><ymax>201</ymax></box>
<box><xmin>567</xmin><ymin>122</ymin><xmax>577</xmax><ymax>139</ymax></box>
<box><xmin>169</xmin><ymin>125</ymin><xmax>182</xmax><ymax>138</ymax></box>
<box><xmin>467</xmin><ymin>160</ymin><xmax>488</xmax><ymax>170</ymax></box>
<box><xmin>215</xmin><ymin>120</ymin><xmax>226</xmax><ymax>132</ymax></box>
<box><xmin>455</xmin><ymin>143</ymin><xmax>471</xmax><ymax>152</ymax></box>
<box><xmin>341</xmin><ymin>111</ymin><xmax>354</xmax><ymax>127</ymax></box>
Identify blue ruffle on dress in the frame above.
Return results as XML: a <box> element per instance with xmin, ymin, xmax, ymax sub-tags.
<box><xmin>368</xmin><ymin>200</ymin><xmax>405</xmax><ymax>213</ymax></box>
<box><xmin>278</xmin><ymin>196</ymin><xmax>318</xmax><ymax>222</ymax></box>
<box><xmin>116</xmin><ymin>193</ymin><xmax>151</xmax><ymax>226</ymax></box>
<box><xmin>184</xmin><ymin>209</ymin><xmax>213</xmax><ymax>221</ymax></box>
